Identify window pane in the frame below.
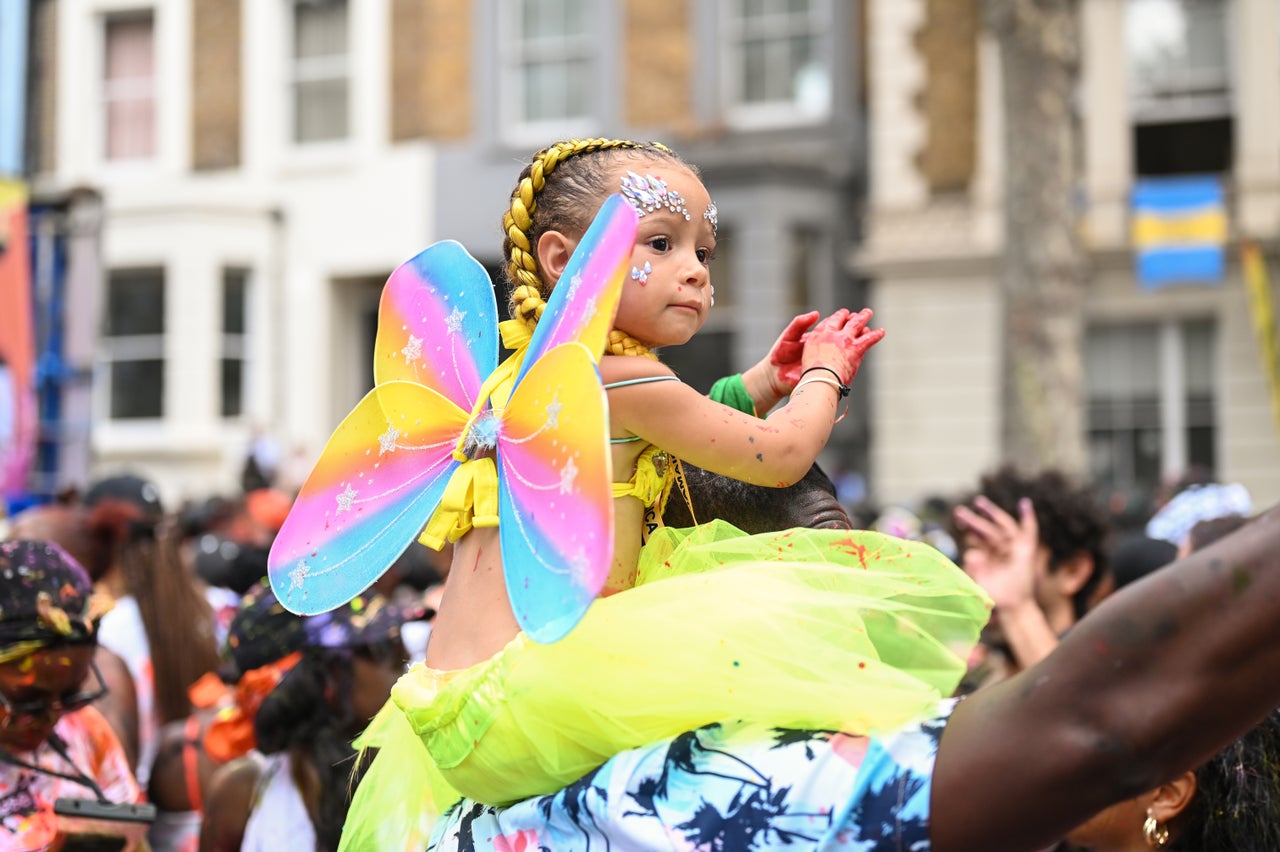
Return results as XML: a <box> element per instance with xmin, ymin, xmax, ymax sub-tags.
<box><xmin>295</xmin><ymin>78</ymin><xmax>349</xmax><ymax>142</ymax></box>
<box><xmin>295</xmin><ymin>0</ymin><xmax>348</xmax><ymax>60</ymax></box>
<box><xmin>742</xmin><ymin>41</ymin><xmax>768</xmax><ymax>102</ymax></box>
<box><xmin>221</xmin><ymin>358</ymin><xmax>243</xmax><ymax>418</ymax></box>
<box><xmin>510</xmin><ymin>0</ymin><xmax>593</xmax><ymax>124</ymax></box>
<box><xmin>107</xmin><ymin>270</ymin><xmax>165</xmax><ymax>336</ymax></box>
<box><xmin>1127</xmin><ymin>0</ymin><xmax>1229</xmax><ymax>99</ymax></box>
<box><xmin>110</xmin><ymin>360</ymin><xmax>164</xmax><ymax>419</ymax></box>
<box><xmin>223</xmin><ymin>269</ymin><xmax>248</xmax><ymax>335</ymax></box>
<box><xmin>731</xmin><ymin>0</ymin><xmax>828</xmax><ymax>111</ymax></box>
<box><xmin>104</xmin><ymin>13</ymin><xmax>155</xmax><ymax>160</ymax></box>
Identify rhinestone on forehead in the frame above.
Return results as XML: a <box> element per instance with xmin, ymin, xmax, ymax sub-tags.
<box><xmin>619</xmin><ymin>171</ymin><xmax>691</xmax><ymax>221</ymax></box>
<box><xmin>703</xmin><ymin>201</ymin><xmax>718</xmax><ymax>235</ymax></box>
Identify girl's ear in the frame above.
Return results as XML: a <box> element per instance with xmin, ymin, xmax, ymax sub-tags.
<box><xmin>536</xmin><ymin>230</ymin><xmax>579</xmax><ymax>285</ymax></box>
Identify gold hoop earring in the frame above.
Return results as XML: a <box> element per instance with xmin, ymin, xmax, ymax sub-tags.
<box><xmin>1143</xmin><ymin>808</ymin><xmax>1169</xmax><ymax>848</ymax></box>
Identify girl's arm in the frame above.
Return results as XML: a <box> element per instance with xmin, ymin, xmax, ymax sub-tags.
<box><xmin>605</xmin><ymin>309</ymin><xmax>883</xmax><ymax>487</ymax></box>
<box><xmin>931</xmin><ymin>504</ymin><xmax>1280</xmax><ymax>852</ymax></box>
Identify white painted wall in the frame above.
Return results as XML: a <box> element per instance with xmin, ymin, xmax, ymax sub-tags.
<box><xmin>49</xmin><ymin>0</ymin><xmax>437</xmax><ymax>504</ymax></box>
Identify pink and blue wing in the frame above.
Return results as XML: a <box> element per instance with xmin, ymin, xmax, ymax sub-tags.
<box><xmin>497</xmin><ymin>343</ymin><xmax>613</xmax><ymax>643</ymax></box>
<box><xmin>268</xmin><ymin>381</ymin><xmax>467</xmax><ymax>614</ymax></box>
<box><xmin>517</xmin><ymin>195</ymin><xmax>638</xmax><ymax>382</ymax></box>
<box><xmin>374</xmin><ymin>241</ymin><xmax>499</xmax><ymax>409</ymax></box>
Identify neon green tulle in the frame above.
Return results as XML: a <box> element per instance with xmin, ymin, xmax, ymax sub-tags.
<box><xmin>340</xmin><ymin>521</ymin><xmax>990</xmax><ymax>850</ymax></box>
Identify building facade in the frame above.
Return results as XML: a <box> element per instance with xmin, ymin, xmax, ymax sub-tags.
<box><xmin>859</xmin><ymin>0</ymin><xmax>1280</xmax><ymax>510</ymax></box>
<box><xmin>25</xmin><ymin>0</ymin><xmax>872</xmax><ymax>504</ymax></box>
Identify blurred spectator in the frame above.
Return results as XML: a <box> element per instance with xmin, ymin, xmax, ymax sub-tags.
<box><xmin>5</xmin><ymin>503</ymin><xmax>143</xmax><ymax>774</ymax></box>
<box><xmin>1181</xmin><ymin>513</ymin><xmax>1249</xmax><ymax>558</ymax></box>
<box><xmin>0</xmin><ymin>540</ymin><xmax>148</xmax><ymax>851</ymax></box>
<box><xmin>1145</xmin><ymin>482</ymin><xmax>1251</xmax><ymax>550</ymax></box>
<box><xmin>1105</xmin><ymin>532</ymin><xmax>1178</xmax><ymax>597</ymax></box>
<box><xmin>199</xmin><ymin>584</ymin><xmax>421</xmax><ymax>852</ymax></box>
<box><xmin>953</xmin><ymin>466</ymin><xmax>1109</xmax><ymax>694</ymax></box>
<box><xmin>85</xmin><ymin>473</ymin><xmax>221</xmax><ymax>788</ymax></box>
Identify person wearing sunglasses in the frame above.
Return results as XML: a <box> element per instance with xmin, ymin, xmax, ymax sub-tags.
<box><xmin>0</xmin><ymin>539</ymin><xmax>146</xmax><ymax>851</ymax></box>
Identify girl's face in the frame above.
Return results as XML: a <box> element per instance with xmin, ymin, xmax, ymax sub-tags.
<box><xmin>608</xmin><ymin>160</ymin><xmax>717</xmax><ymax>349</ymax></box>
<box><xmin>0</xmin><ymin>643</ymin><xmax>96</xmax><ymax>752</ymax></box>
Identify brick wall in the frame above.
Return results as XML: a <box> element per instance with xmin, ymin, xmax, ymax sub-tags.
<box><xmin>191</xmin><ymin>0</ymin><xmax>241</xmax><ymax>170</ymax></box>
<box><xmin>623</xmin><ymin>0</ymin><xmax>692</xmax><ymax>130</ymax></box>
<box><xmin>915</xmin><ymin>0</ymin><xmax>977</xmax><ymax>193</ymax></box>
<box><xmin>416</xmin><ymin>0</ymin><xmax>471</xmax><ymax>140</ymax></box>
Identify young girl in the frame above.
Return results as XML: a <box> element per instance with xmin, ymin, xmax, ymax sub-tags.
<box><xmin>338</xmin><ymin>138</ymin><xmax>990</xmax><ymax>847</ymax></box>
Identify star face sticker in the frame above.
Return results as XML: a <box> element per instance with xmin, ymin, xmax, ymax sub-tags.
<box><xmin>545</xmin><ymin>395</ymin><xmax>563</xmax><ymax>429</ymax></box>
<box><xmin>289</xmin><ymin>561</ymin><xmax>310</xmax><ymax>591</ymax></box>
<box><xmin>444</xmin><ymin>307</ymin><xmax>467</xmax><ymax>335</ymax></box>
<box><xmin>558</xmin><ymin>456</ymin><xmax>579</xmax><ymax>495</ymax></box>
<box><xmin>401</xmin><ymin>334</ymin><xmax>423</xmax><ymax>364</ymax></box>
<box><xmin>378</xmin><ymin>424</ymin><xmax>401</xmax><ymax>455</ymax></box>
<box><xmin>336</xmin><ymin>484</ymin><xmax>358</xmax><ymax>514</ymax></box>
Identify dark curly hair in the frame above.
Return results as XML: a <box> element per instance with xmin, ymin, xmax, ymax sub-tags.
<box><xmin>254</xmin><ymin>647</ymin><xmax>362</xmax><ymax>852</ymax></box>
<box><xmin>962</xmin><ymin>466</ymin><xmax>1110</xmax><ymax>620</ymax></box>
<box><xmin>1174</xmin><ymin>708</ymin><xmax>1280</xmax><ymax>851</ymax></box>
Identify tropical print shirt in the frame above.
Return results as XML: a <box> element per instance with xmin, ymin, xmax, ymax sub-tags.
<box><xmin>429</xmin><ymin>702</ymin><xmax>953</xmax><ymax>852</ymax></box>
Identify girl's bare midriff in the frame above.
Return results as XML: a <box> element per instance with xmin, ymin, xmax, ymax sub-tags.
<box><xmin>423</xmin><ymin>434</ymin><xmax>651</xmax><ymax>672</ymax></box>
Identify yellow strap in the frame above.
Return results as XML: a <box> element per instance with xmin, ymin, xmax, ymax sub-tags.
<box><xmin>419</xmin><ymin>457</ymin><xmax>500</xmax><ymax>548</ymax></box>
<box><xmin>418</xmin><ymin>324</ymin><xmax>536</xmax><ymax>550</ymax></box>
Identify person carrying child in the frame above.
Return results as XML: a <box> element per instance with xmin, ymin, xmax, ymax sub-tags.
<box><xmin>268</xmin><ymin>138</ymin><xmax>992</xmax><ymax>848</ymax></box>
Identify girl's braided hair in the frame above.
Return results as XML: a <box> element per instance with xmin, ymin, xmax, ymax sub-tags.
<box><xmin>501</xmin><ymin>137</ymin><xmax>694</xmax><ymax>357</ymax></box>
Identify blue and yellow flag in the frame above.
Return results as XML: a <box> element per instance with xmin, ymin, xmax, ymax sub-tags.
<box><xmin>1131</xmin><ymin>176</ymin><xmax>1227</xmax><ymax>289</ymax></box>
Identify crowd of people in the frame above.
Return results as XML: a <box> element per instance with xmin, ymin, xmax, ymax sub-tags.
<box><xmin>1</xmin><ymin>137</ymin><xmax>1278</xmax><ymax>851</ymax></box>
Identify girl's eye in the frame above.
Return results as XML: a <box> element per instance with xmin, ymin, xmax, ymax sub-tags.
<box><xmin>696</xmin><ymin>248</ymin><xmax>712</xmax><ymax>264</ymax></box>
<box><xmin>648</xmin><ymin>237</ymin><xmax>670</xmax><ymax>253</ymax></box>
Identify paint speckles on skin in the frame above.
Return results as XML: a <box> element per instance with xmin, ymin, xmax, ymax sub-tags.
<box><xmin>1232</xmin><ymin>565</ymin><xmax>1252</xmax><ymax>595</ymax></box>
<box><xmin>755</xmin><ymin>453</ymin><xmax>763</xmax><ymax>462</ymax></box>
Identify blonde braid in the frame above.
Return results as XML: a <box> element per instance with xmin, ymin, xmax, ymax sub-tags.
<box><xmin>503</xmin><ymin>138</ymin><xmax>677</xmax><ymax>359</ymax></box>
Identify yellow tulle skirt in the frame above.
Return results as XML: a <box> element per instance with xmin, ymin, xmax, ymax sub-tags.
<box><xmin>342</xmin><ymin>521</ymin><xmax>991</xmax><ymax>850</ymax></box>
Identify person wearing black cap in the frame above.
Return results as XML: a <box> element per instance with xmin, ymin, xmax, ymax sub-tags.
<box><xmin>199</xmin><ymin>583</ymin><xmax>419</xmax><ymax>852</ymax></box>
<box><xmin>0</xmin><ymin>540</ymin><xmax>147</xmax><ymax>851</ymax></box>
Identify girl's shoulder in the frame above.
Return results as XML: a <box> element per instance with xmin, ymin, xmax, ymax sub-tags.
<box><xmin>599</xmin><ymin>354</ymin><xmax>679</xmax><ymax>386</ymax></box>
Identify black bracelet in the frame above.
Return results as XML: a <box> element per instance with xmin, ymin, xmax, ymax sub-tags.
<box><xmin>795</xmin><ymin>368</ymin><xmax>851</xmax><ymax>399</ymax></box>
<box><xmin>800</xmin><ymin>366</ymin><xmax>846</xmax><ymax>384</ymax></box>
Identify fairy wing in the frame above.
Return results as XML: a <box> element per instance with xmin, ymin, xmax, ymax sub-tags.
<box><xmin>516</xmin><ymin>194</ymin><xmax>638</xmax><ymax>383</ymax></box>
<box><xmin>374</xmin><ymin>240</ymin><xmax>499</xmax><ymax>405</ymax></box>
<box><xmin>269</xmin><ymin>381</ymin><xmax>467</xmax><ymax>614</ymax></box>
<box><xmin>270</xmin><ymin>242</ymin><xmax>499</xmax><ymax>615</ymax></box>
<box><xmin>497</xmin><ymin>342</ymin><xmax>613</xmax><ymax>643</ymax></box>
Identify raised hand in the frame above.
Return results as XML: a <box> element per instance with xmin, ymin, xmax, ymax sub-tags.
<box><xmin>953</xmin><ymin>496</ymin><xmax>1043</xmax><ymax>613</ymax></box>
<box><xmin>800</xmin><ymin>308</ymin><xmax>886</xmax><ymax>386</ymax></box>
<box><xmin>740</xmin><ymin>310</ymin><xmax>820</xmax><ymax>412</ymax></box>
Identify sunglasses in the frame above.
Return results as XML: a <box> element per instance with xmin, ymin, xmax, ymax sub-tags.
<box><xmin>0</xmin><ymin>661</ymin><xmax>109</xmax><ymax>725</ymax></box>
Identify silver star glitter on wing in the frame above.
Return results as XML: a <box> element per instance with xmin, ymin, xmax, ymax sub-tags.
<box><xmin>336</xmin><ymin>484</ymin><xmax>358</xmax><ymax>513</ymax></box>
<box><xmin>546</xmin><ymin>395</ymin><xmax>563</xmax><ymax>429</ymax></box>
<box><xmin>445</xmin><ymin>307</ymin><xmax>467</xmax><ymax>335</ymax></box>
<box><xmin>558</xmin><ymin>456</ymin><xmax>579</xmax><ymax>495</ymax></box>
<box><xmin>289</xmin><ymin>561</ymin><xmax>310</xmax><ymax>591</ymax></box>
<box><xmin>401</xmin><ymin>334</ymin><xmax>423</xmax><ymax>364</ymax></box>
<box><xmin>378</xmin><ymin>425</ymin><xmax>401</xmax><ymax>455</ymax></box>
